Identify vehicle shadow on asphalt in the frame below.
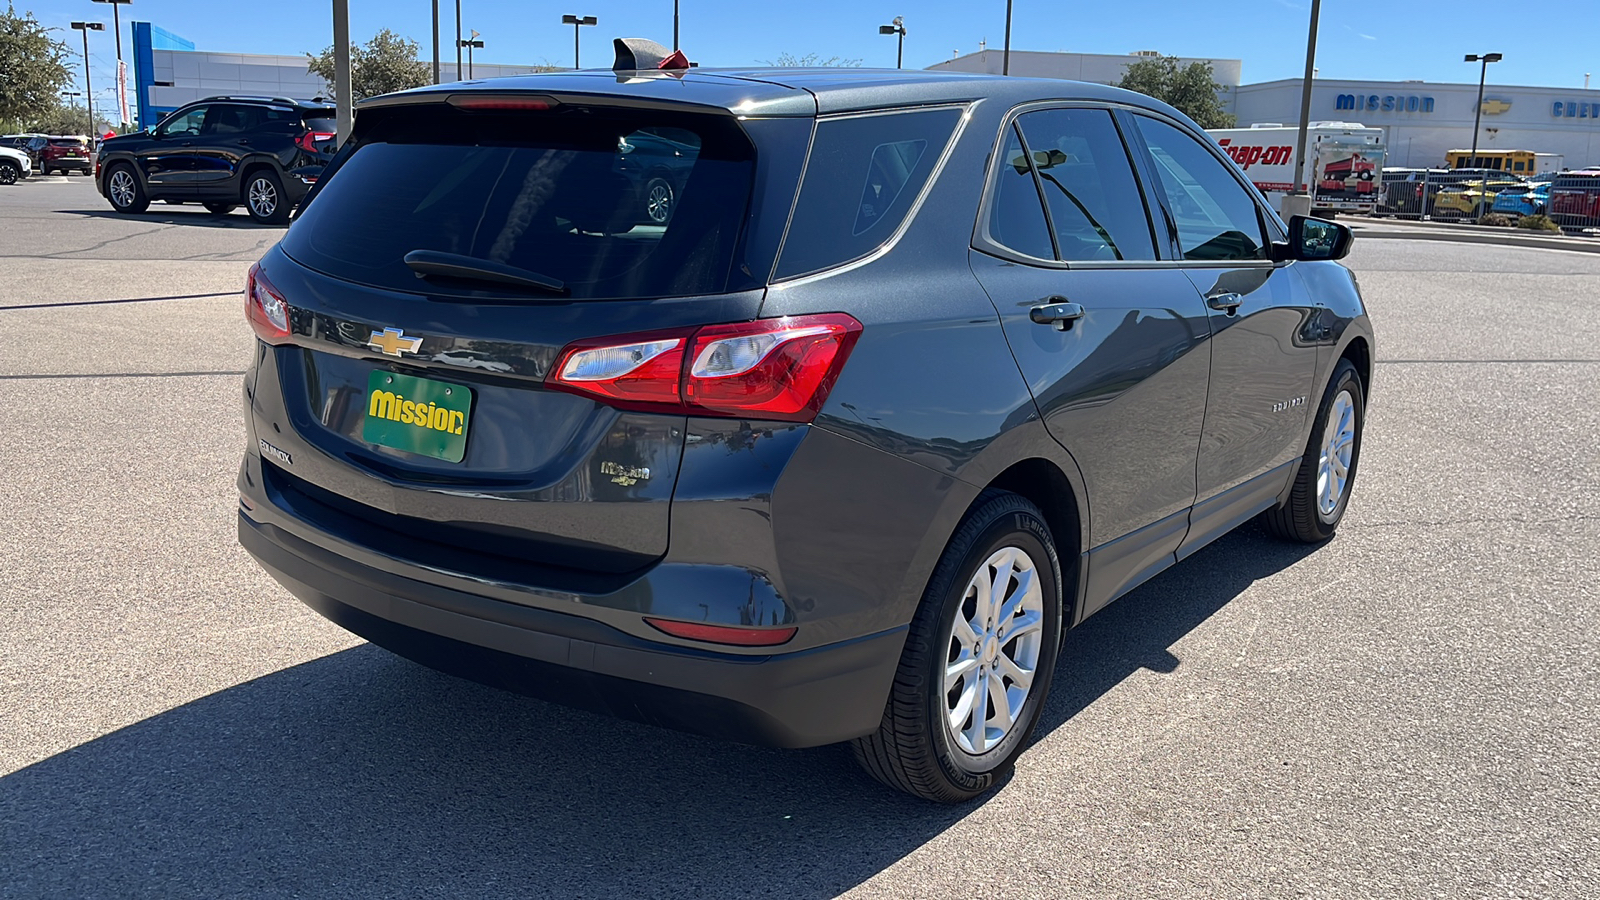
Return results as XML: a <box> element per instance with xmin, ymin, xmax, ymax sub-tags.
<box><xmin>55</xmin><ymin>207</ymin><xmax>286</xmax><ymax>229</ymax></box>
<box><xmin>0</xmin><ymin>524</ymin><xmax>1314</xmax><ymax>898</ymax></box>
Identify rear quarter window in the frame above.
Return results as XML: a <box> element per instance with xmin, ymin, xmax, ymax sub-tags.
<box><xmin>773</xmin><ymin>107</ymin><xmax>964</xmax><ymax>280</ymax></box>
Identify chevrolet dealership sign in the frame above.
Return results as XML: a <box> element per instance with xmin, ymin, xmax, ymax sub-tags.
<box><xmin>1336</xmin><ymin>93</ymin><xmax>1435</xmax><ymax>113</ymax></box>
<box><xmin>1552</xmin><ymin>100</ymin><xmax>1600</xmax><ymax>119</ymax></box>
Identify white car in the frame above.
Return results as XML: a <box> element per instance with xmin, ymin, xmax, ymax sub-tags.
<box><xmin>0</xmin><ymin>144</ymin><xmax>32</xmax><ymax>184</ymax></box>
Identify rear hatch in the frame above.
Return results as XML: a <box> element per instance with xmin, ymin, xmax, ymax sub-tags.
<box><xmin>46</xmin><ymin>137</ymin><xmax>89</xmax><ymax>162</ymax></box>
<box><xmin>255</xmin><ymin>91</ymin><xmax>806</xmax><ymax>579</ymax></box>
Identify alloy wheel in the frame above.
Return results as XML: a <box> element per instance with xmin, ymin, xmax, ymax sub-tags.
<box><xmin>248</xmin><ymin>178</ymin><xmax>278</xmax><ymax>218</ymax></box>
<box><xmin>1317</xmin><ymin>390</ymin><xmax>1356</xmax><ymax>521</ymax></box>
<box><xmin>943</xmin><ymin>545</ymin><xmax>1045</xmax><ymax>757</ymax></box>
<box><xmin>108</xmin><ymin>170</ymin><xmax>135</xmax><ymax>207</ymax></box>
<box><xmin>646</xmin><ymin>180</ymin><xmax>673</xmax><ymax>224</ymax></box>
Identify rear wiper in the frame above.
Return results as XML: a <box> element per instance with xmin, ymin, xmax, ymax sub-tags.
<box><xmin>403</xmin><ymin>250</ymin><xmax>568</xmax><ymax>295</ymax></box>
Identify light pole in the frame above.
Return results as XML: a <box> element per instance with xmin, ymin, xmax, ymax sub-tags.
<box><xmin>1287</xmin><ymin>0</ymin><xmax>1321</xmax><ymax>217</ymax></box>
<box><xmin>455</xmin><ymin>0</ymin><xmax>463</xmax><ymax>80</ymax></box>
<box><xmin>878</xmin><ymin>17</ymin><xmax>906</xmax><ymax>69</ymax></box>
<box><xmin>1464</xmin><ymin>53</ymin><xmax>1503</xmax><ymax>169</ymax></box>
<box><xmin>562</xmin><ymin>15</ymin><xmax>597</xmax><ymax>69</ymax></box>
<box><xmin>91</xmin><ymin>0</ymin><xmax>131</xmax><ymax>128</ymax></box>
<box><xmin>70</xmin><ymin>22</ymin><xmax>104</xmax><ymax>137</ymax></box>
<box><xmin>432</xmin><ymin>0</ymin><xmax>440</xmax><ymax>83</ymax></box>
<box><xmin>1003</xmin><ymin>0</ymin><xmax>1012</xmax><ymax>75</ymax></box>
<box><xmin>673</xmin><ymin>0</ymin><xmax>679</xmax><ymax>52</ymax></box>
<box><xmin>459</xmin><ymin>32</ymin><xmax>483</xmax><ymax>79</ymax></box>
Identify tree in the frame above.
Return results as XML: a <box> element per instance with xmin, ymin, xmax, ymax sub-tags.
<box><xmin>25</xmin><ymin>102</ymin><xmax>114</xmax><ymax>135</ymax></box>
<box><xmin>760</xmin><ymin>52</ymin><xmax>863</xmax><ymax>67</ymax></box>
<box><xmin>307</xmin><ymin>29</ymin><xmax>431</xmax><ymax>102</ymax></box>
<box><xmin>0</xmin><ymin>4</ymin><xmax>74</xmax><ymax>131</ymax></box>
<box><xmin>1116</xmin><ymin>56</ymin><xmax>1236</xmax><ymax>129</ymax></box>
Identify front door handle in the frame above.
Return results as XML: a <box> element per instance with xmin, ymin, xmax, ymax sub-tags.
<box><xmin>1207</xmin><ymin>292</ymin><xmax>1244</xmax><ymax>313</ymax></box>
<box><xmin>1029</xmin><ymin>298</ymin><xmax>1086</xmax><ymax>331</ymax></box>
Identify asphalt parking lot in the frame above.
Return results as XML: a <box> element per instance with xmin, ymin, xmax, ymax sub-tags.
<box><xmin>2</xmin><ymin>175</ymin><xmax>1597</xmax><ymax>899</ymax></box>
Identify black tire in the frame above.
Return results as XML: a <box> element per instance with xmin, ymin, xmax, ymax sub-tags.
<box><xmin>105</xmin><ymin>163</ymin><xmax>149</xmax><ymax>213</ymax></box>
<box><xmin>851</xmin><ymin>490</ymin><xmax>1065</xmax><ymax>803</ymax></box>
<box><xmin>643</xmin><ymin>176</ymin><xmax>674</xmax><ymax>225</ymax></box>
<box><xmin>203</xmin><ymin>202</ymin><xmax>237</xmax><ymax>215</ymax></box>
<box><xmin>0</xmin><ymin>161</ymin><xmax>18</xmax><ymax>185</ymax></box>
<box><xmin>1262</xmin><ymin>359</ymin><xmax>1365</xmax><ymax>543</ymax></box>
<box><xmin>243</xmin><ymin>169</ymin><xmax>290</xmax><ymax>225</ymax></box>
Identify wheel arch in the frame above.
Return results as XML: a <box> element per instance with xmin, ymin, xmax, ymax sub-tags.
<box><xmin>976</xmin><ymin>456</ymin><xmax>1086</xmax><ymax>627</ymax></box>
<box><xmin>1339</xmin><ymin>334</ymin><xmax>1372</xmax><ymax>398</ymax></box>
<box><xmin>236</xmin><ymin>160</ymin><xmax>281</xmax><ymax>198</ymax></box>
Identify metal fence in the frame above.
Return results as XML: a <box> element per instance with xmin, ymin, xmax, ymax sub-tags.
<box><xmin>1373</xmin><ymin>168</ymin><xmax>1600</xmax><ymax>233</ymax></box>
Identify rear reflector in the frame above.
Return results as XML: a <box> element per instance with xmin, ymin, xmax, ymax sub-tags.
<box><xmin>547</xmin><ymin>313</ymin><xmax>863</xmax><ymax>423</ymax></box>
<box><xmin>245</xmin><ymin>263</ymin><xmax>291</xmax><ymax>343</ymax></box>
<box><xmin>447</xmin><ymin>94</ymin><xmax>559</xmax><ymax>111</ymax></box>
<box><xmin>644</xmin><ymin>618</ymin><xmax>798</xmax><ymax>647</ymax></box>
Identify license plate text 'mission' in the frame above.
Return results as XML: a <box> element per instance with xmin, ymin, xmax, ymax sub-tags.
<box><xmin>363</xmin><ymin>370</ymin><xmax>473</xmax><ymax>463</ymax></box>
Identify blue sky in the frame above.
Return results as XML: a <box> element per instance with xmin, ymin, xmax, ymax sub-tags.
<box><xmin>33</xmin><ymin>0</ymin><xmax>1600</xmax><ymax>115</ymax></box>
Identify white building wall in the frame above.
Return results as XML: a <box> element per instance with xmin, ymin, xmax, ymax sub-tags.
<box><xmin>928</xmin><ymin>49</ymin><xmax>1242</xmax><ymax>87</ymax></box>
<box><xmin>147</xmin><ymin>49</ymin><xmax>558</xmax><ymax>112</ymax></box>
<box><xmin>1233</xmin><ymin>78</ymin><xmax>1600</xmax><ymax>170</ymax></box>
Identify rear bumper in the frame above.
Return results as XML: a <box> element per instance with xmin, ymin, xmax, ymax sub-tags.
<box><xmin>239</xmin><ymin>509</ymin><xmax>904</xmax><ymax>748</ymax></box>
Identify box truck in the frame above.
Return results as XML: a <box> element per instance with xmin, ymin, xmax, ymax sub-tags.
<box><xmin>1208</xmin><ymin>122</ymin><xmax>1387</xmax><ymax>216</ymax></box>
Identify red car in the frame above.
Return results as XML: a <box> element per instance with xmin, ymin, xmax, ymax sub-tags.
<box><xmin>1547</xmin><ymin>170</ymin><xmax>1600</xmax><ymax>231</ymax></box>
<box><xmin>42</xmin><ymin>136</ymin><xmax>92</xmax><ymax>175</ymax></box>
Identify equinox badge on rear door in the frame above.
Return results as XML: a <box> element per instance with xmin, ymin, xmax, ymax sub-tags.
<box><xmin>369</xmin><ymin>326</ymin><xmax>423</xmax><ymax>357</ymax></box>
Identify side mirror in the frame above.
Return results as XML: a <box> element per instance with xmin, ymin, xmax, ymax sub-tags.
<box><xmin>1273</xmin><ymin>214</ymin><xmax>1352</xmax><ymax>262</ymax></box>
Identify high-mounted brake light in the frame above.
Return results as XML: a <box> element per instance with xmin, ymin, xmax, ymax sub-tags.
<box><xmin>644</xmin><ymin>617</ymin><xmax>798</xmax><ymax>647</ymax></box>
<box><xmin>547</xmin><ymin>314</ymin><xmax>863</xmax><ymax>423</ymax></box>
<box><xmin>245</xmin><ymin>263</ymin><xmax>291</xmax><ymax>343</ymax></box>
<box><xmin>447</xmin><ymin>94</ymin><xmax>559</xmax><ymax>111</ymax></box>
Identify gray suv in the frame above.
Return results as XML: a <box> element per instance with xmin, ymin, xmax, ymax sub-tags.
<box><xmin>237</xmin><ymin>50</ymin><xmax>1373</xmax><ymax>803</ymax></box>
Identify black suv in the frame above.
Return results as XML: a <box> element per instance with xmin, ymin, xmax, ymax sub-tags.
<box><xmin>95</xmin><ymin>96</ymin><xmax>336</xmax><ymax>224</ymax></box>
<box><xmin>237</xmin><ymin>51</ymin><xmax>1373</xmax><ymax>802</ymax></box>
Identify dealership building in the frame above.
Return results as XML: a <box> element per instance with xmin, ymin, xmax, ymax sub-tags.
<box><xmin>127</xmin><ymin>28</ymin><xmax>1600</xmax><ymax>170</ymax></box>
<box><xmin>1233</xmin><ymin>78</ymin><xmax>1600</xmax><ymax>170</ymax></box>
<box><xmin>127</xmin><ymin>22</ymin><xmax>550</xmax><ymax>129</ymax></box>
<box><xmin>932</xmin><ymin>50</ymin><xmax>1600</xmax><ymax>170</ymax></box>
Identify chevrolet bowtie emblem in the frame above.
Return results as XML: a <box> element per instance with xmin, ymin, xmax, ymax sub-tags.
<box><xmin>1480</xmin><ymin>99</ymin><xmax>1512</xmax><ymax>115</ymax></box>
<box><xmin>368</xmin><ymin>327</ymin><xmax>423</xmax><ymax>357</ymax></box>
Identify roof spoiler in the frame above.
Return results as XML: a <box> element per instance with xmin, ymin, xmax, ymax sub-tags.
<box><xmin>613</xmin><ymin>38</ymin><xmax>692</xmax><ymax>72</ymax></box>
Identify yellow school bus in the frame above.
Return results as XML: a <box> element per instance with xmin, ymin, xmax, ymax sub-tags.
<box><xmin>1447</xmin><ymin>149</ymin><xmax>1537</xmax><ymax>174</ymax></box>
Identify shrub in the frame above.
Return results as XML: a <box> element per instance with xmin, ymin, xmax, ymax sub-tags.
<box><xmin>1516</xmin><ymin>214</ymin><xmax>1563</xmax><ymax>233</ymax></box>
<box><xmin>1477</xmin><ymin>213</ymin><xmax>1516</xmax><ymax>227</ymax></box>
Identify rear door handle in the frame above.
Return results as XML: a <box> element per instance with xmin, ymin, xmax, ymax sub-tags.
<box><xmin>1207</xmin><ymin>292</ymin><xmax>1243</xmax><ymax>313</ymax></box>
<box><xmin>1029</xmin><ymin>298</ymin><xmax>1086</xmax><ymax>331</ymax></box>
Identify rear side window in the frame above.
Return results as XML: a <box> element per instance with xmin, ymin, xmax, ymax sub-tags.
<box><xmin>282</xmin><ymin>107</ymin><xmax>756</xmax><ymax>300</ymax></box>
<box><xmin>1015</xmin><ymin>108</ymin><xmax>1156</xmax><ymax>261</ymax></box>
<box><xmin>203</xmin><ymin>104</ymin><xmax>266</xmax><ymax>135</ymax></box>
<box><xmin>774</xmin><ymin>107</ymin><xmax>963</xmax><ymax>280</ymax></box>
<box><xmin>984</xmin><ymin>125</ymin><xmax>1056</xmax><ymax>261</ymax></box>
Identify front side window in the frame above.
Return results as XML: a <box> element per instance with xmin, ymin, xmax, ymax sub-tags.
<box><xmin>157</xmin><ymin>107</ymin><xmax>208</xmax><ymax>138</ymax></box>
<box><xmin>1016</xmin><ymin>108</ymin><xmax>1156</xmax><ymax>262</ymax></box>
<box><xmin>1134</xmin><ymin>116</ymin><xmax>1268</xmax><ymax>262</ymax></box>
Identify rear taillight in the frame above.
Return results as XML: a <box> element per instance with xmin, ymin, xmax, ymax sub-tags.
<box><xmin>548</xmin><ymin>313</ymin><xmax>863</xmax><ymax>423</ymax></box>
<box><xmin>295</xmin><ymin>131</ymin><xmax>336</xmax><ymax>153</ymax></box>
<box><xmin>245</xmin><ymin>263</ymin><xmax>291</xmax><ymax>343</ymax></box>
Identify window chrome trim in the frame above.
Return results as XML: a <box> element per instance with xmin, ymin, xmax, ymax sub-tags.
<box><xmin>769</xmin><ymin>102</ymin><xmax>976</xmax><ymax>286</ymax></box>
<box><xmin>971</xmin><ymin>99</ymin><xmax>1171</xmax><ymax>271</ymax></box>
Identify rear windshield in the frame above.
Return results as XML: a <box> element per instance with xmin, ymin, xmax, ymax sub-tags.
<box><xmin>302</xmin><ymin>115</ymin><xmax>336</xmax><ymax>132</ymax></box>
<box><xmin>773</xmin><ymin>107</ymin><xmax>964</xmax><ymax>280</ymax></box>
<box><xmin>49</xmin><ymin>138</ymin><xmax>87</xmax><ymax>146</ymax></box>
<box><xmin>282</xmin><ymin>105</ymin><xmax>755</xmax><ymax>300</ymax></box>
